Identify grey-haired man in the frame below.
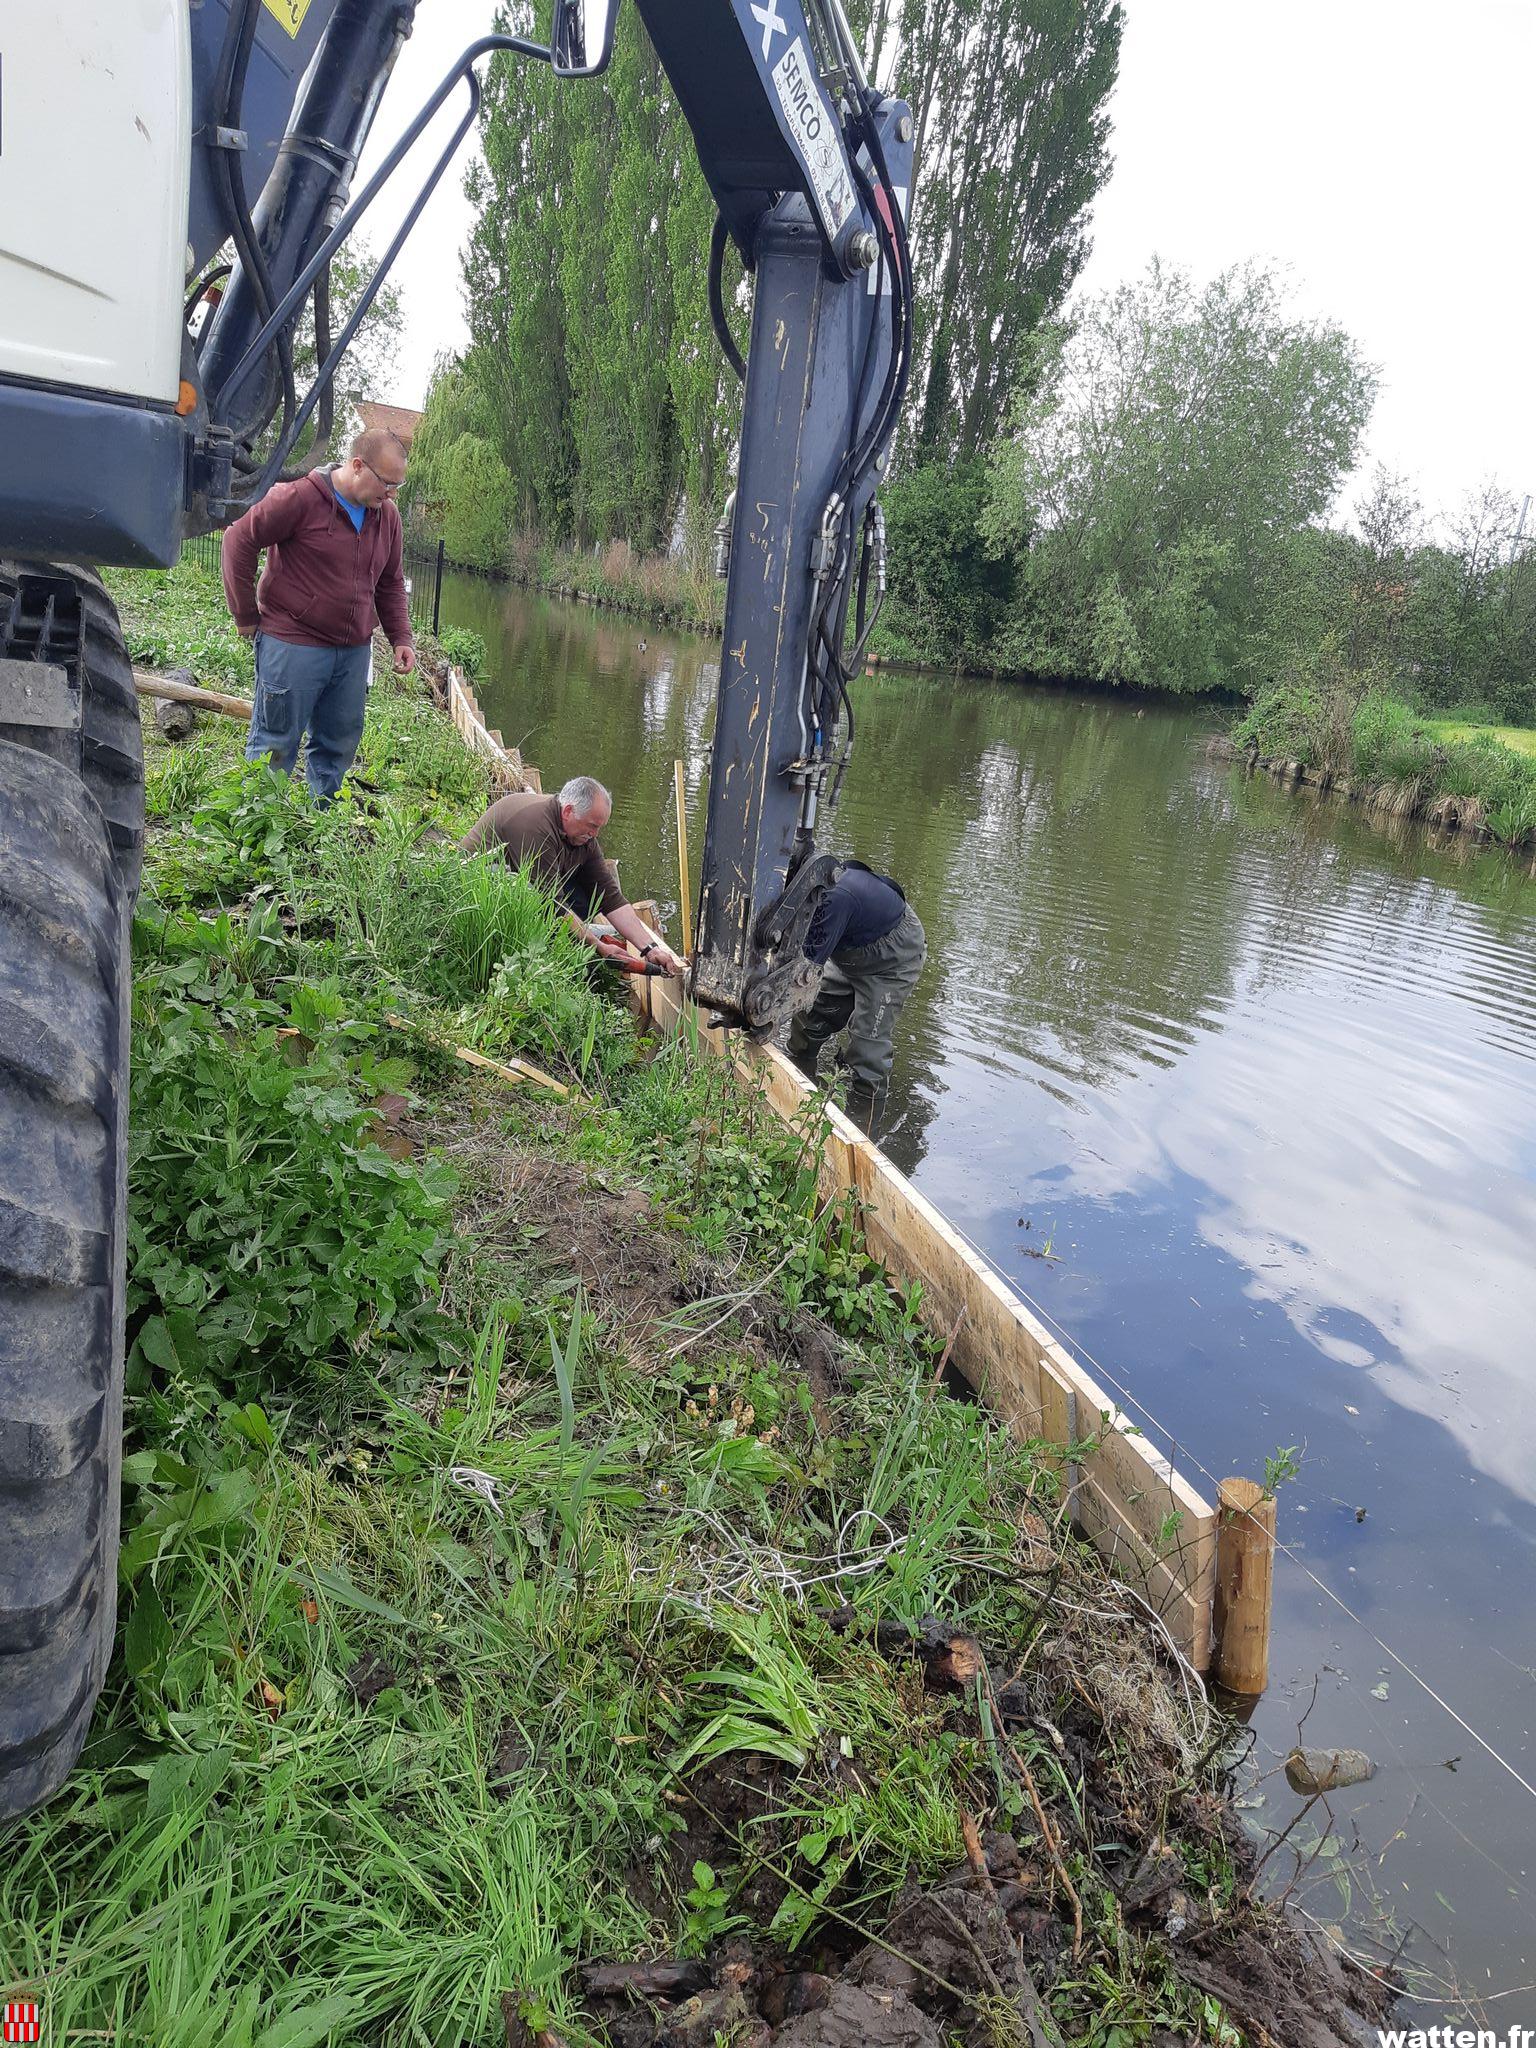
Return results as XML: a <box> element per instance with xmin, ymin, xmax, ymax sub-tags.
<box><xmin>459</xmin><ymin>775</ymin><xmax>686</xmax><ymax>975</ymax></box>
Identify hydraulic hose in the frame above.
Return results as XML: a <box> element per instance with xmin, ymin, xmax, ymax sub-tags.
<box><xmin>709</xmin><ymin>213</ymin><xmax>746</xmax><ymax>383</ymax></box>
<box><xmin>206</xmin><ymin>0</ymin><xmax>297</xmax><ymax>460</ymax></box>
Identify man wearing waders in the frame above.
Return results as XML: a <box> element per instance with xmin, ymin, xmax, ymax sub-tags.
<box><xmin>787</xmin><ymin>861</ymin><xmax>925</xmax><ymax>1131</ymax></box>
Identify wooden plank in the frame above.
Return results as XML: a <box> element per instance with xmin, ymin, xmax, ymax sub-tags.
<box><xmin>445</xmin><ymin>666</ymin><xmax>542</xmax><ymax>794</ymax></box>
<box><xmin>453</xmin><ymin>1042</ymin><xmax>570</xmax><ymax>1098</ymax></box>
<box><xmin>383</xmin><ymin>1012</ymin><xmax>571</xmax><ymax>1098</ymax></box>
<box><xmin>603</xmin><ymin>919</ymin><xmax>1219</xmax><ymax>1663</ymax></box>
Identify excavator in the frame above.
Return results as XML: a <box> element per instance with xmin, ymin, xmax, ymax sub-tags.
<box><xmin>0</xmin><ymin>2</ymin><xmax>913</xmax><ymax>1808</ymax></box>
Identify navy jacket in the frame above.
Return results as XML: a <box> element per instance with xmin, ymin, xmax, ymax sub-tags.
<box><xmin>804</xmin><ymin>864</ymin><xmax>906</xmax><ymax>965</ymax></box>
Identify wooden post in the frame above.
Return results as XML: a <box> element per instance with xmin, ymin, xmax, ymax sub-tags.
<box><xmin>133</xmin><ymin>669</ymin><xmax>252</xmax><ymax>720</ymax></box>
<box><xmin>673</xmin><ymin>759</ymin><xmax>693</xmax><ymax>957</ymax></box>
<box><xmin>1213</xmin><ymin>1477</ymin><xmax>1276</xmax><ymax>1694</ymax></box>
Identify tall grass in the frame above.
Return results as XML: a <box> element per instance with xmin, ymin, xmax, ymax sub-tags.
<box><xmin>1235</xmin><ymin>669</ymin><xmax>1536</xmax><ymax>849</ymax></box>
<box><xmin>305</xmin><ymin>830</ymin><xmax>565</xmax><ymax>1004</ymax></box>
<box><xmin>515</xmin><ymin>536</ymin><xmax>726</xmax><ymax>635</ymax></box>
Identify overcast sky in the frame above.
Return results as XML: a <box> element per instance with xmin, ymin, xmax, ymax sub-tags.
<box><xmin>356</xmin><ymin>0</ymin><xmax>1534</xmax><ymax>531</ymax></box>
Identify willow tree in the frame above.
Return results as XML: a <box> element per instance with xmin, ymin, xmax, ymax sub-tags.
<box><xmin>454</xmin><ymin>1</ymin><xmax>739</xmax><ymax>551</ymax></box>
<box><xmin>983</xmin><ymin>260</ymin><xmax>1377</xmax><ymax>693</ymax></box>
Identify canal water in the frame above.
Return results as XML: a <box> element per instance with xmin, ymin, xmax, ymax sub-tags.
<box><xmin>444</xmin><ymin>574</ymin><xmax>1536</xmax><ymax>2007</ymax></box>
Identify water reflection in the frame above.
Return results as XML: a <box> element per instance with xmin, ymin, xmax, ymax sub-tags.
<box><xmin>452</xmin><ymin>575</ymin><xmax>1536</xmax><ymax>1996</ymax></box>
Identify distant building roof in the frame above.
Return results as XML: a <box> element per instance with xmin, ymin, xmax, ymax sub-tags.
<box><xmin>356</xmin><ymin>400</ymin><xmax>425</xmax><ymax>449</ymax></box>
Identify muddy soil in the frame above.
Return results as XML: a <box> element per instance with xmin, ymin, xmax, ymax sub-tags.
<box><xmin>582</xmin><ymin>1781</ymin><xmax>1391</xmax><ymax>2048</ymax></box>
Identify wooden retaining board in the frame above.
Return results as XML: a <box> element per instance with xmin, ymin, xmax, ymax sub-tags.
<box><xmin>437</xmin><ymin>676</ymin><xmax>1217</xmax><ymax>1669</ymax></box>
<box><xmin>448</xmin><ymin>669</ymin><xmax>539</xmax><ymax>790</ymax></box>
<box><xmin>631</xmin><ymin>955</ymin><xmax>1217</xmax><ymax>1671</ymax></box>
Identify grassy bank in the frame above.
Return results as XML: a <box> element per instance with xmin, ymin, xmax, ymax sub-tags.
<box><xmin>1</xmin><ymin>560</ymin><xmax>1397</xmax><ymax>2045</ymax></box>
<box><xmin>503</xmin><ymin>533</ymin><xmax>728</xmax><ymax>639</ymax></box>
<box><xmin>1233</xmin><ymin>673</ymin><xmax>1536</xmax><ymax>850</ymax></box>
<box><xmin>1426</xmin><ymin>715</ymin><xmax>1536</xmax><ymax>761</ymax></box>
<box><xmin>429</xmin><ymin>529</ymin><xmax>943</xmax><ymax>672</ymax></box>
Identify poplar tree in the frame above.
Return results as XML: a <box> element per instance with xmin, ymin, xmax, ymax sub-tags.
<box><xmin>444</xmin><ymin>0</ymin><xmax>1121</xmax><ymax>541</ymax></box>
<box><xmin>866</xmin><ymin>0</ymin><xmax>1123</xmax><ymax>464</ymax></box>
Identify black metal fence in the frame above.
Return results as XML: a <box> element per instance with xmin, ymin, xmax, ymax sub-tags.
<box><xmin>403</xmin><ymin>535</ymin><xmax>446</xmax><ymax>640</ymax></box>
<box><xmin>184</xmin><ymin>530</ymin><xmax>223</xmax><ymax>578</ymax></box>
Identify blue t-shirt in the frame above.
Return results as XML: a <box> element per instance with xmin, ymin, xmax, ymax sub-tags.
<box><xmin>804</xmin><ymin>865</ymin><xmax>906</xmax><ymax>964</ymax></box>
<box><xmin>334</xmin><ymin>491</ymin><xmax>366</xmax><ymax>533</ymax></box>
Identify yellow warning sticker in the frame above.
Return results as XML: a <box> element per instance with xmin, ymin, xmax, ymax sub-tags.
<box><xmin>261</xmin><ymin>0</ymin><xmax>313</xmax><ymax>38</ymax></box>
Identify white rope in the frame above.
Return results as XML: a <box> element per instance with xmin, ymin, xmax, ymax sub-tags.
<box><xmin>448</xmin><ymin>1465</ymin><xmax>506</xmax><ymax>1516</ymax></box>
<box><xmin>687</xmin><ymin>1508</ymin><xmax>907</xmax><ymax>1602</ymax></box>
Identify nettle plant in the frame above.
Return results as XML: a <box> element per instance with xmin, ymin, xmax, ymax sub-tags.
<box><xmin>127</xmin><ymin>951</ymin><xmax>460</xmax><ymax>1430</ymax></box>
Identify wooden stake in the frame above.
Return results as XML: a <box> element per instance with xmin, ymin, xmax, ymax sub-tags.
<box><xmin>451</xmin><ymin>1042</ymin><xmax>570</xmax><ymax>1098</ymax></box>
<box><xmin>382</xmin><ymin>1014</ymin><xmax>571</xmax><ymax>1098</ymax></box>
<box><xmin>133</xmin><ymin>668</ymin><xmax>252</xmax><ymax>720</ymax></box>
<box><xmin>1213</xmin><ymin>1477</ymin><xmax>1276</xmax><ymax>1694</ymax></box>
<box><xmin>673</xmin><ymin>759</ymin><xmax>693</xmax><ymax>958</ymax></box>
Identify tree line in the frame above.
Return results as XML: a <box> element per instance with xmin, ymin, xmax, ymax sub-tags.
<box><xmin>406</xmin><ymin>0</ymin><xmax>1124</xmax><ymax>555</ymax></box>
<box><xmin>403</xmin><ymin>1</ymin><xmax>1531</xmax><ymax>729</ymax></box>
<box><xmin>884</xmin><ymin>260</ymin><xmax>1533</xmax><ymax>724</ymax></box>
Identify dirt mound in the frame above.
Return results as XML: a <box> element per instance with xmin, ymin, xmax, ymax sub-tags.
<box><xmin>583</xmin><ymin>1710</ymin><xmax>1391</xmax><ymax>2048</ymax></box>
<box><xmin>428</xmin><ymin>1089</ymin><xmax>729</xmax><ymax>1363</ymax></box>
<box><xmin>581</xmin><ymin>1824</ymin><xmax>1391</xmax><ymax>2046</ymax></box>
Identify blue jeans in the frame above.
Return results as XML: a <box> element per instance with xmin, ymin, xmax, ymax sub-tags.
<box><xmin>245</xmin><ymin>633</ymin><xmax>371</xmax><ymax>801</ymax></box>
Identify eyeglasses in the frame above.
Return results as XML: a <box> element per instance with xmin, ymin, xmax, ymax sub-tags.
<box><xmin>360</xmin><ymin>457</ymin><xmax>405</xmax><ymax>494</ymax></box>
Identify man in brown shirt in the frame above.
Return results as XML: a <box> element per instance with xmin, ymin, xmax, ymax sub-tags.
<box><xmin>460</xmin><ymin>775</ymin><xmax>686</xmax><ymax>975</ymax></box>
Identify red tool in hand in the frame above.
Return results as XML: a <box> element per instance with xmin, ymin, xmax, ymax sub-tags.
<box><xmin>604</xmin><ymin>952</ymin><xmax>670</xmax><ymax>976</ymax></box>
<box><xmin>591</xmin><ymin>933</ymin><xmax>670</xmax><ymax>976</ymax></box>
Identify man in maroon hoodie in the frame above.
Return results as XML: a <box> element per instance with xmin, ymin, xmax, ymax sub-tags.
<box><xmin>223</xmin><ymin>427</ymin><xmax>416</xmax><ymax>800</ymax></box>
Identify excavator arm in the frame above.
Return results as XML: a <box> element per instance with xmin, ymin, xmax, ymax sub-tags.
<box><xmin>633</xmin><ymin>0</ymin><xmax>914</xmax><ymax>1029</ymax></box>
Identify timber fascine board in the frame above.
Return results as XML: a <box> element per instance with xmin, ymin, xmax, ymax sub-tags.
<box><xmin>630</xmin><ymin>956</ymin><xmax>1216</xmax><ymax>1670</ymax></box>
<box><xmin>435</xmin><ymin>665</ymin><xmax>1220</xmax><ymax>1670</ymax></box>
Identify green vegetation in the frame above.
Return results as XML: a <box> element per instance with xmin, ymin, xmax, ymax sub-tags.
<box><xmin>1427</xmin><ymin>716</ymin><xmax>1536</xmax><ymax>760</ymax></box>
<box><xmin>1234</xmin><ymin>655</ymin><xmax>1536</xmax><ymax>849</ymax></box>
<box><xmin>115</xmin><ymin>554</ymin><xmax>258</xmax><ymax>691</ymax></box>
<box><xmin>505</xmin><ymin>533</ymin><xmax>728</xmax><ymax>634</ymax></box>
<box><xmin>406</xmin><ymin>0</ymin><xmax>1121</xmax><ymax>563</ymax></box>
<box><xmin>437</xmin><ymin>623</ymin><xmax>488</xmax><ymax>677</ymax></box>
<box><xmin>386</xmin><ymin>2</ymin><xmax>1530</xmax><ymax>735</ymax></box>
<box><xmin>891</xmin><ymin>0</ymin><xmax>1123</xmax><ymax>467</ymax></box>
<box><xmin>409</xmin><ymin>223</ymin><xmax>1534</xmax><ymax>744</ymax></box>
<box><xmin>980</xmin><ymin>261</ymin><xmax>1374</xmax><ymax>696</ymax></box>
<box><xmin>0</xmin><ymin>562</ymin><xmax>1375</xmax><ymax>2045</ymax></box>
